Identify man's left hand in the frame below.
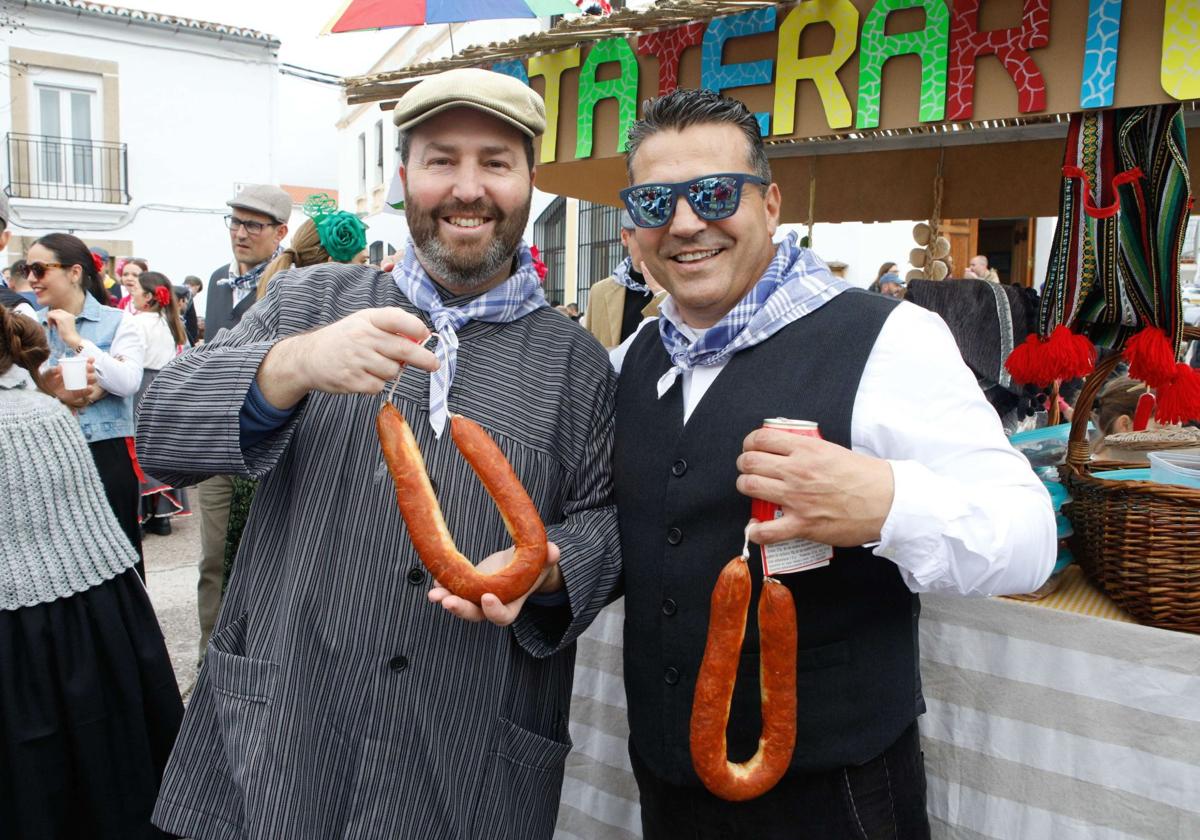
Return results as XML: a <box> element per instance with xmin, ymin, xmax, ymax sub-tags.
<box><xmin>736</xmin><ymin>429</ymin><xmax>895</xmax><ymax>547</ymax></box>
<box><xmin>428</xmin><ymin>542</ymin><xmax>562</xmax><ymax>626</ymax></box>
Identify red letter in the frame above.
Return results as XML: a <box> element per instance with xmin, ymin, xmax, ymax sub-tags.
<box><xmin>637</xmin><ymin>22</ymin><xmax>707</xmax><ymax>97</ymax></box>
<box><xmin>947</xmin><ymin>0</ymin><xmax>1050</xmax><ymax>121</ymax></box>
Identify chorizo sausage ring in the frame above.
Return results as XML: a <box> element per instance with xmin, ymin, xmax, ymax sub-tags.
<box><xmin>376</xmin><ymin>402</ymin><xmax>548</xmax><ymax>605</ymax></box>
<box><xmin>690</xmin><ymin>556</ymin><xmax>797</xmax><ymax>801</ymax></box>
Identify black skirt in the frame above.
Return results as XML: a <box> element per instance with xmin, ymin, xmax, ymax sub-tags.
<box><xmin>0</xmin><ymin>568</ymin><xmax>184</xmax><ymax>840</ymax></box>
<box><xmin>89</xmin><ymin>435</ymin><xmax>145</xmax><ymax>577</ymax></box>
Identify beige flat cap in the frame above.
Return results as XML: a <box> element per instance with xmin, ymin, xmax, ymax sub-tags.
<box><xmin>392</xmin><ymin>68</ymin><xmax>546</xmax><ymax>138</ymax></box>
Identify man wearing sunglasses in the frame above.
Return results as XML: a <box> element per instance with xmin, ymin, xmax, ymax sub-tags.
<box><xmin>612</xmin><ymin>89</ymin><xmax>1055</xmax><ymax>839</ymax></box>
<box><xmin>193</xmin><ymin>183</ymin><xmax>290</xmax><ymax>665</ymax></box>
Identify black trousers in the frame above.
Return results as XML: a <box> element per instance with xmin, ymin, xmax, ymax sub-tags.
<box><xmin>89</xmin><ymin>437</ymin><xmax>144</xmax><ymax>580</ymax></box>
<box><xmin>631</xmin><ymin>721</ymin><xmax>931</xmax><ymax>840</ymax></box>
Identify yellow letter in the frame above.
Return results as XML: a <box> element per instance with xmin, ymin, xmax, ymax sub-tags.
<box><xmin>774</xmin><ymin>0</ymin><xmax>860</xmax><ymax>133</ymax></box>
<box><xmin>528</xmin><ymin>49</ymin><xmax>581</xmax><ymax>164</ymax></box>
<box><xmin>1162</xmin><ymin>0</ymin><xmax>1200</xmax><ymax>100</ymax></box>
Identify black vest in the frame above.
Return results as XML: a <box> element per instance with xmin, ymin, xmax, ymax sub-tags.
<box><xmin>614</xmin><ymin>290</ymin><xmax>923</xmax><ymax>785</ymax></box>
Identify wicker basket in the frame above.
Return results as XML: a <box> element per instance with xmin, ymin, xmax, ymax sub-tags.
<box><xmin>1060</xmin><ymin>326</ymin><xmax>1200</xmax><ymax>633</ymax></box>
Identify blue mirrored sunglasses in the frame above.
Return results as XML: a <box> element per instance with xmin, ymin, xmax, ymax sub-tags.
<box><xmin>619</xmin><ymin>172</ymin><xmax>770</xmax><ymax>229</ymax></box>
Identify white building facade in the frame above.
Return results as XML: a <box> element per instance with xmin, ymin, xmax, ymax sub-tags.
<box><xmin>1</xmin><ymin>0</ymin><xmax>336</xmax><ymax>290</ymax></box>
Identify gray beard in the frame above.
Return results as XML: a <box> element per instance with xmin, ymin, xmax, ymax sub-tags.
<box><xmin>412</xmin><ymin>236</ymin><xmax>513</xmax><ymax>292</ymax></box>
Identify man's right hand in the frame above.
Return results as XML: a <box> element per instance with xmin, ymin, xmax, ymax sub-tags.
<box><xmin>256</xmin><ymin>308</ymin><xmax>439</xmax><ymax>410</ymax></box>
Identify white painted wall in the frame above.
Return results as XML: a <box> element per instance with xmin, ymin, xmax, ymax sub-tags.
<box><xmin>1</xmin><ymin>5</ymin><xmax>336</xmax><ymax>286</ymax></box>
<box><xmin>778</xmin><ymin>220</ymin><xmax>923</xmax><ymax>288</ymax></box>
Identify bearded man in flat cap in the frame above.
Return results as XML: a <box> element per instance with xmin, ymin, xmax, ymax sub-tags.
<box><xmin>138</xmin><ymin>68</ymin><xmax>620</xmax><ymax>840</ymax></box>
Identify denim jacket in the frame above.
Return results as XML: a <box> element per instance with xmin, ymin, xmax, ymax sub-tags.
<box><xmin>40</xmin><ymin>295</ymin><xmax>135</xmax><ymax>442</ymax></box>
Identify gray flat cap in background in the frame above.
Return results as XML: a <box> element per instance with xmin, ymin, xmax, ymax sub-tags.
<box><xmin>391</xmin><ymin>68</ymin><xmax>546</xmax><ymax>138</ymax></box>
<box><xmin>227</xmin><ymin>184</ymin><xmax>292</xmax><ymax>224</ymax></box>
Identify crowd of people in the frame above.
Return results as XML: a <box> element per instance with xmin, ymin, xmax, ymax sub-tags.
<box><xmin>1</xmin><ymin>71</ymin><xmax>1064</xmax><ymax>840</ymax></box>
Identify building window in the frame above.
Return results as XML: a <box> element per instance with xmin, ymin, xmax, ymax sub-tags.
<box><xmin>357</xmin><ymin>132</ymin><xmax>366</xmax><ymax>194</ymax></box>
<box><xmin>533</xmin><ymin>196</ymin><xmax>566</xmax><ymax>305</ymax></box>
<box><xmin>374</xmin><ymin>120</ymin><xmax>385</xmax><ymax>186</ymax></box>
<box><xmin>576</xmin><ymin>200</ymin><xmax>622</xmax><ymax>313</ymax></box>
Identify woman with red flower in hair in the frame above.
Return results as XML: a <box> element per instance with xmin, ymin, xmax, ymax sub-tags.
<box><xmin>129</xmin><ymin>271</ymin><xmax>191</xmax><ymax>535</ymax></box>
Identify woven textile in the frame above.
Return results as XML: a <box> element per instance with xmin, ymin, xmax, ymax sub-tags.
<box><xmin>1041</xmin><ymin>105</ymin><xmax>1192</xmax><ymax>355</ymax></box>
<box><xmin>611</xmin><ymin>256</ymin><xmax>649</xmax><ymax>293</ymax></box>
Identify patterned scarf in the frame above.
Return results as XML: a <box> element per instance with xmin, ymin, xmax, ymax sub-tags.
<box><xmin>219</xmin><ymin>246</ymin><xmax>284</xmax><ymax>305</ymax></box>
<box><xmin>611</xmin><ymin>256</ymin><xmax>649</xmax><ymax>294</ymax></box>
<box><xmin>655</xmin><ymin>231</ymin><xmax>850</xmax><ymax>398</ymax></box>
<box><xmin>392</xmin><ymin>240</ymin><xmax>548</xmax><ymax>436</ymax></box>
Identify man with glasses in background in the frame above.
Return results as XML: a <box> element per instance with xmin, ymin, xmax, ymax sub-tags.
<box><xmin>611</xmin><ymin>89</ymin><xmax>1054</xmax><ymax>839</ymax></box>
<box><xmin>195</xmin><ymin>184</ymin><xmax>290</xmax><ymax>662</ymax></box>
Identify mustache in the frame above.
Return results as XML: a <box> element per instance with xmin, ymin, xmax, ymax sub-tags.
<box><xmin>430</xmin><ymin>199</ymin><xmax>504</xmax><ymax>220</ymax></box>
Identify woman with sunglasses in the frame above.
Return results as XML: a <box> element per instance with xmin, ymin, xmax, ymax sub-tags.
<box><xmin>27</xmin><ymin>233</ymin><xmax>148</xmax><ymax>575</ymax></box>
<box><xmin>129</xmin><ymin>271</ymin><xmax>191</xmax><ymax>536</ymax></box>
<box><xmin>0</xmin><ymin>305</ymin><xmax>183</xmax><ymax>840</ymax></box>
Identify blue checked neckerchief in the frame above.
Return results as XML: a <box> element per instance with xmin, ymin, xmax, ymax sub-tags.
<box><xmin>392</xmin><ymin>240</ymin><xmax>548</xmax><ymax>436</ymax></box>
<box><xmin>611</xmin><ymin>256</ymin><xmax>649</xmax><ymax>294</ymax></box>
<box><xmin>219</xmin><ymin>245</ymin><xmax>283</xmax><ymax>306</ymax></box>
<box><xmin>655</xmin><ymin>231</ymin><xmax>850</xmax><ymax>398</ymax></box>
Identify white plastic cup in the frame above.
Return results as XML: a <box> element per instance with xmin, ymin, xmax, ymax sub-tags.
<box><xmin>60</xmin><ymin>356</ymin><xmax>89</xmax><ymax>390</ymax></box>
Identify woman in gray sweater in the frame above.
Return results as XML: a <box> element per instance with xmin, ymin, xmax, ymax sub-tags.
<box><xmin>0</xmin><ymin>306</ymin><xmax>182</xmax><ymax>839</ymax></box>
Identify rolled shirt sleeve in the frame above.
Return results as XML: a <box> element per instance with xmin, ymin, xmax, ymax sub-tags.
<box><xmin>82</xmin><ymin>310</ymin><xmax>145</xmax><ymax>398</ymax></box>
<box><xmin>856</xmin><ymin>303</ymin><xmax>1057</xmax><ymax>597</ymax></box>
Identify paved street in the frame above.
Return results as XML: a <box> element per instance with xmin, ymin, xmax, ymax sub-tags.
<box><xmin>143</xmin><ymin>508</ymin><xmax>201</xmax><ymax>701</ymax></box>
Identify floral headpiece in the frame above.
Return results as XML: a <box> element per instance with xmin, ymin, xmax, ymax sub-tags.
<box><xmin>303</xmin><ymin>193</ymin><xmax>368</xmax><ymax>263</ymax></box>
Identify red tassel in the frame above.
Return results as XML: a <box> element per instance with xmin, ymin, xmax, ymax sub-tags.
<box><xmin>1155</xmin><ymin>364</ymin><xmax>1200</xmax><ymax>425</ymax></box>
<box><xmin>1007</xmin><ymin>326</ymin><xmax>1096</xmax><ymax>387</ymax></box>
<box><xmin>1124</xmin><ymin>327</ymin><xmax>1177</xmax><ymax>388</ymax></box>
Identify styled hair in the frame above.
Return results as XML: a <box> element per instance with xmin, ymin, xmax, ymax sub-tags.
<box><xmin>122</xmin><ymin>257</ymin><xmax>149</xmax><ymax>274</ymax></box>
<box><xmin>0</xmin><ymin>306</ymin><xmax>51</xmax><ymax>394</ymax></box>
<box><xmin>34</xmin><ymin>233</ymin><xmax>109</xmax><ymax>306</ymax></box>
<box><xmin>137</xmin><ymin>271</ymin><xmax>187</xmax><ymax>347</ymax></box>
<box><xmin>256</xmin><ymin>218</ymin><xmax>330</xmax><ymax>300</ymax></box>
<box><xmin>1094</xmin><ymin>375</ymin><xmax>1148</xmax><ymax>439</ymax></box>
<box><xmin>184</xmin><ymin>275</ymin><xmax>203</xmax><ymax>293</ymax></box>
<box><xmin>625</xmin><ymin>89</ymin><xmax>772</xmax><ymax>184</ymax></box>
<box><xmin>398</xmin><ymin>129</ymin><xmax>535</xmax><ymax>170</ymax></box>
<box><xmin>875</xmin><ymin>262</ymin><xmax>898</xmax><ymax>282</ymax></box>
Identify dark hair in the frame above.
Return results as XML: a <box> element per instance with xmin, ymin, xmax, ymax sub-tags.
<box><xmin>34</xmin><ymin>233</ymin><xmax>109</xmax><ymax>306</ymax></box>
<box><xmin>625</xmin><ymin>89</ymin><xmax>772</xmax><ymax>184</ymax></box>
<box><xmin>0</xmin><ymin>306</ymin><xmax>51</xmax><ymax>394</ymax></box>
<box><xmin>184</xmin><ymin>275</ymin><xmax>203</xmax><ymax>292</ymax></box>
<box><xmin>122</xmin><ymin>258</ymin><xmax>149</xmax><ymax>273</ymax></box>
<box><xmin>137</xmin><ymin>271</ymin><xmax>187</xmax><ymax>347</ymax></box>
<box><xmin>876</xmin><ymin>262</ymin><xmax>898</xmax><ymax>282</ymax></box>
<box><xmin>9</xmin><ymin>259</ymin><xmax>27</xmax><ymax>282</ymax></box>
<box><xmin>398</xmin><ymin>128</ymin><xmax>535</xmax><ymax>170</ymax></box>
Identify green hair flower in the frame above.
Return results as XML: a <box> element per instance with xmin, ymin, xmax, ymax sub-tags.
<box><xmin>303</xmin><ymin>193</ymin><xmax>368</xmax><ymax>263</ymax></box>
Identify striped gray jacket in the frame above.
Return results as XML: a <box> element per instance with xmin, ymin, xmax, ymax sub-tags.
<box><xmin>138</xmin><ymin>263</ymin><xmax>622</xmax><ymax>840</ymax></box>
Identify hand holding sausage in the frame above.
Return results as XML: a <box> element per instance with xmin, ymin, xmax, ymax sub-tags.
<box><xmin>377</xmin><ymin>404</ymin><xmax>550</xmax><ymax>608</ymax></box>
<box><xmin>736</xmin><ymin>428</ymin><xmax>894</xmax><ymax>548</ymax></box>
<box><xmin>257</xmin><ymin>308</ymin><xmax>438</xmax><ymax>409</ymax></box>
<box><xmin>428</xmin><ymin>542</ymin><xmax>562</xmax><ymax>626</ymax></box>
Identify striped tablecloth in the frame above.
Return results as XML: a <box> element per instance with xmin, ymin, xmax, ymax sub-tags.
<box><xmin>556</xmin><ymin>581</ymin><xmax>1200</xmax><ymax>839</ymax></box>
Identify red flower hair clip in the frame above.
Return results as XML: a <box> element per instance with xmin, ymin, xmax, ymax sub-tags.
<box><xmin>529</xmin><ymin>245</ymin><xmax>548</xmax><ymax>283</ymax></box>
<box><xmin>154</xmin><ymin>286</ymin><xmax>172</xmax><ymax>308</ymax></box>
<box><xmin>91</xmin><ymin>252</ymin><xmax>105</xmax><ymax>273</ymax></box>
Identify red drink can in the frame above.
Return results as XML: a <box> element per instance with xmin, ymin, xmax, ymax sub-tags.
<box><xmin>750</xmin><ymin>418</ymin><xmax>833</xmax><ymax>575</ymax></box>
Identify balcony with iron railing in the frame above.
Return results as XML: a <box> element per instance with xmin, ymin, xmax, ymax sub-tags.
<box><xmin>5</xmin><ymin>133</ymin><xmax>130</xmax><ymax>204</ymax></box>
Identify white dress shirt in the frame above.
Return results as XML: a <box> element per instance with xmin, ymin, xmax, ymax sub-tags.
<box><xmin>78</xmin><ymin>310</ymin><xmax>146</xmax><ymax>398</ymax></box>
<box><xmin>611</xmin><ymin>300</ymin><xmax>1056</xmax><ymax>598</ymax></box>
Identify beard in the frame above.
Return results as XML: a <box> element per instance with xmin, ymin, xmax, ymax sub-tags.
<box><xmin>406</xmin><ymin>193</ymin><xmax>531</xmax><ymax>292</ymax></box>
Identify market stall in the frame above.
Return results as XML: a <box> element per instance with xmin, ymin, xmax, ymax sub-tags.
<box><xmin>341</xmin><ymin>2</ymin><xmax>1200</xmax><ymax>837</ymax></box>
